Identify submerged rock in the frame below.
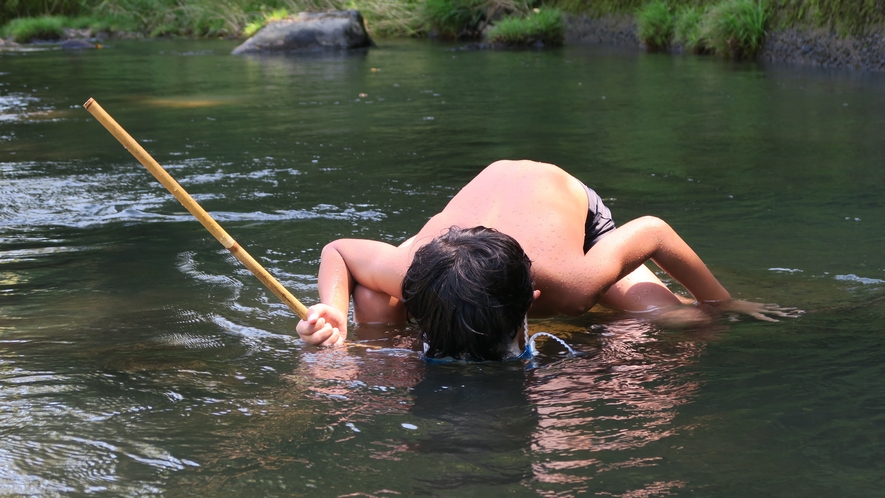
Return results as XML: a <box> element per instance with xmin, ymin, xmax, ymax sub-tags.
<box><xmin>232</xmin><ymin>10</ymin><xmax>374</xmax><ymax>55</ymax></box>
<box><xmin>60</xmin><ymin>39</ymin><xmax>98</xmax><ymax>50</ymax></box>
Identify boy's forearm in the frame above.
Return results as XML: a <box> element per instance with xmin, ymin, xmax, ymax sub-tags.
<box><xmin>317</xmin><ymin>242</ymin><xmax>355</xmax><ymax>317</ymax></box>
<box><xmin>645</xmin><ymin>218</ymin><xmax>731</xmax><ymax>302</ymax></box>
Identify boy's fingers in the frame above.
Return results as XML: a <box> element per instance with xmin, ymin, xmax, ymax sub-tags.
<box><xmin>297</xmin><ymin>305</ymin><xmax>346</xmax><ymax>346</ymax></box>
<box><xmin>311</xmin><ymin>324</ymin><xmax>335</xmax><ymax>345</ymax></box>
<box><xmin>323</xmin><ymin>328</ymin><xmax>344</xmax><ymax>347</ymax></box>
<box><xmin>752</xmin><ymin>313</ymin><xmax>779</xmax><ymax>322</ymax></box>
<box><xmin>318</xmin><ymin>327</ymin><xmax>345</xmax><ymax>347</ymax></box>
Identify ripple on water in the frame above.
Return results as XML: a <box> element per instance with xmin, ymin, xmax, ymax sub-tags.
<box><xmin>208</xmin><ymin>314</ymin><xmax>299</xmax><ymax>345</ymax></box>
<box><xmin>0</xmin><ymin>160</ymin><xmax>386</xmax><ymax>230</ymax></box>
<box><xmin>0</xmin><ymin>245</ymin><xmax>92</xmax><ymax>265</ymax></box>
<box><xmin>176</xmin><ymin>251</ymin><xmax>244</xmax><ymax>298</ymax></box>
<box><xmin>153</xmin><ymin>332</ymin><xmax>225</xmax><ymax>350</ymax></box>
<box><xmin>0</xmin><ymin>368</ymin><xmax>198</xmax><ymax>495</ymax></box>
<box><xmin>0</xmin><ymin>92</ymin><xmax>52</xmax><ymax>122</ymax></box>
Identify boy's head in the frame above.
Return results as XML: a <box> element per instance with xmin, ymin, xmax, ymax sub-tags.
<box><xmin>401</xmin><ymin>226</ymin><xmax>534</xmax><ymax>361</ymax></box>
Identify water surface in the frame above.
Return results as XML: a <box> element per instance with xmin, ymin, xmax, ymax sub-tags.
<box><xmin>1</xmin><ymin>39</ymin><xmax>884</xmax><ymax>496</ymax></box>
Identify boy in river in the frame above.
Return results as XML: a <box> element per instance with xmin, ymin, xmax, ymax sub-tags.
<box><xmin>296</xmin><ymin>160</ymin><xmax>790</xmax><ymax>360</ymax></box>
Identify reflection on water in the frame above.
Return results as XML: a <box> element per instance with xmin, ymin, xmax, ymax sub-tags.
<box><xmin>1</xmin><ymin>38</ymin><xmax>885</xmax><ymax>496</ymax></box>
<box><xmin>138</xmin><ymin>96</ymin><xmax>243</xmax><ymax>109</ymax></box>
<box><xmin>527</xmin><ymin>319</ymin><xmax>704</xmax><ymax>494</ymax></box>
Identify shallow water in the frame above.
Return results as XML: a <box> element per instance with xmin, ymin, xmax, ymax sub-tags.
<box><xmin>1</xmin><ymin>39</ymin><xmax>884</xmax><ymax>496</ymax></box>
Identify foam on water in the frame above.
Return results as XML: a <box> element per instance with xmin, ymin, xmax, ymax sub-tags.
<box><xmin>0</xmin><ymin>160</ymin><xmax>386</xmax><ymax>230</ymax></box>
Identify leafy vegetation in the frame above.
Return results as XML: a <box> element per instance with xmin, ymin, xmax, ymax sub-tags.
<box><xmin>421</xmin><ymin>0</ymin><xmax>531</xmax><ymax>39</ymax></box>
<box><xmin>423</xmin><ymin>0</ymin><xmax>483</xmax><ymax>37</ymax></box>
<box><xmin>0</xmin><ymin>0</ymin><xmax>89</xmax><ymax>25</ymax></box>
<box><xmin>636</xmin><ymin>0</ymin><xmax>673</xmax><ymax>50</ymax></box>
<box><xmin>0</xmin><ymin>14</ymin><xmax>130</xmax><ymax>42</ymax></box>
<box><xmin>242</xmin><ymin>7</ymin><xmax>290</xmax><ymax>37</ymax></box>
<box><xmin>0</xmin><ymin>0</ymin><xmax>880</xmax><ymax>42</ymax></box>
<box><xmin>486</xmin><ymin>7</ymin><xmax>565</xmax><ymax>45</ymax></box>
<box><xmin>547</xmin><ymin>0</ymin><xmax>885</xmax><ymax>37</ymax></box>
<box><xmin>0</xmin><ymin>0</ymin><xmax>355</xmax><ymax>39</ymax></box>
<box><xmin>358</xmin><ymin>0</ymin><xmax>423</xmax><ymax>37</ymax></box>
<box><xmin>91</xmin><ymin>0</ymin><xmax>297</xmax><ymax>37</ymax></box>
<box><xmin>700</xmin><ymin>0</ymin><xmax>767</xmax><ymax>59</ymax></box>
<box><xmin>633</xmin><ymin>0</ymin><xmax>767</xmax><ymax>58</ymax></box>
<box><xmin>2</xmin><ymin>15</ymin><xmax>67</xmax><ymax>41</ymax></box>
<box><xmin>673</xmin><ymin>5</ymin><xmax>705</xmax><ymax>52</ymax></box>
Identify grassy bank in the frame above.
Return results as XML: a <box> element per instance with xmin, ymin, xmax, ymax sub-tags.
<box><xmin>0</xmin><ymin>0</ymin><xmax>566</xmax><ymax>42</ymax></box>
<box><xmin>1</xmin><ymin>0</ymin><xmax>881</xmax><ymax>43</ymax></box>
<box><xmin>1</xmin><ymin>0</ymin><xmax>386</xmax><ymax>40</ymax></box>
<box><xmin>487</xmin><ymin>7</ymin><xmax>565</xmax><ymax>45</ymax></box>
<box><xmin>0</xmin><ymin>0</ymin><xmax>568</xmax><ymax>44</ymax></box>
<box><xmin>635</xmin><ymin>0</ymin><xmax>767</xmax><ymax>59</ymax></box>
<box><xmin>551</xmin><ymin>0</ymin><xmax>885</xmax><ymax>36</ymax></box>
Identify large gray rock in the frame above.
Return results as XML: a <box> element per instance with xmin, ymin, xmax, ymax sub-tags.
<box><xmin>232</xmin><ymin>10</ymin><xmax>373</xmax><ymax>54</ymax></box>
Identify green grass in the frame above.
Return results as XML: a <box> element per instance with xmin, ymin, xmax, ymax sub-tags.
<box><xmin>546</xmin><ymin>0</ymin><xmax>884</xmax><ymax>36</ymax></box>
<box><xmin>700</xmin><ymin>0</ymin><xmax>767</xmax><ymax>59</ymax></box>
<box><xmin>91</xmin><ymin>0</ymin><xmax>421</xmax><ymax>38</ymax></box>
<box><xmin>486</xmin><ymin>7</ymin><xmax>565</xmax><ymax>45</ymax></box>
<box><xmin>359</xmin><ymin>0</ymin><xmax>424</xmax><ymax>37</ymax></box>
<box><xmin>0</xmin><ymin>13</ymin><xmax>140</xmax><ymax>42</ymax></box>
<box><xmin>770</xmin><ymin>0</ymin><xmax>885</xmax><ymax>36</ymax></box>
<box><xmin>546</xmin><ymin>0</ymin><xmax>644</xmax><ymax>16</ymax></box>
<box><xmin>422</xmin><ymin>0</ymin><xmax>530</xmax><ymax>39</ymax></box>
<box><xmin>630</xmin><ymin>0</ymin><xmax>769</xmax><ymax>58</ymax></box>
<box><xmin>673</xmin><ymin>5</ymin><xmax>705</xmax><ymax>51</ymax></box>
<box><xmin>2</xmin><ymin>15</ymin><xmax>67</xmax><ymax>41</ymax></box>
<box><xmin>88</xmin><ymin>0</ymin><xmax>354</xmax><ymax>38</ymax></box>
<box><xmin>636</xmin><ymin>0</ymin><xmax>674</xmax><ymax>50</ymax></box>
<box><xmin>0</xmin><ymin>0</ymin><xmax>93</xmax><ymax>25</ymax></box>
<box><xmin>422</xmin><ymin>0</ymin><xmax>485</xmax><ymax>38</ymax></box>
<box><xmin>1</xmin><ymin>0</ymin><xmax>879</xmax><ymax>42</ymax></box>
<box><xmin>242</xmin><ymin>7</ymin><xmax>290</xmax><ymax>37</ymax></box>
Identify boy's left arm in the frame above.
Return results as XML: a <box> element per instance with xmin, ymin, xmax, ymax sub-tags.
<box><xmin>584</xmin><ymin>216</ymin><xmax>730</xmax><ymax>304</ymax></box>
<box><xmin>585</xmin><ymin>216</ymin><xmax>798</xmax><ymax>321</ymax></box>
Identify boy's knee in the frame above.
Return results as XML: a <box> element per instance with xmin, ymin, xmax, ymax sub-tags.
<box><xmin>353</xmin><ymin>284</ymin><xmax>406</xmax><ymax>324</ymax></box>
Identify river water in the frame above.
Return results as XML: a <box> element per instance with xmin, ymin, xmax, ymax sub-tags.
<box><xmin>1</xmin><ymin>38</ymin><xmax>884</xmax><ymax>496</ymax></box>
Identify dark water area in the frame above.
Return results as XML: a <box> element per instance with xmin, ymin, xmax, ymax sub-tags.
<box><xmin>1</xmin><ymin>39</ymin><xmax>884</xmax><ymax>496</ymax></box>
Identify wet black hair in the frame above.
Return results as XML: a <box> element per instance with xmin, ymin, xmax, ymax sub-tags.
<box><xmin>401</xmin><ymin>226</ymin><xmax>534</xmax><ymax>361</ymax></box>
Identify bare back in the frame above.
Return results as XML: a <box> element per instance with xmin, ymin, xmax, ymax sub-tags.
<box><xmin>298</xmin><ymin>159</ymin><xmax>736</xmax><ymax>346</ymax></box>
<box><xmin>398</xmin><ymin>160</ymin><xmax>593</xmax><ymax>315</ymax></box>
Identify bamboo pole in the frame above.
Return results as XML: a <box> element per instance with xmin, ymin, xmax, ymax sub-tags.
<box><xmin>83</xmin><ymin>97</ymin><xmax>310</xmax><ymax>320</ymax></box>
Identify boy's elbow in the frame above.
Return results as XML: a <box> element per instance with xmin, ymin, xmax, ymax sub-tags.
<box><xmin>633</xmin><ymin>216</ymin><xmax>676</xmax><ymax>243</ymax></box>
<box><xmin>320</xmin><ymin>239</ymin><xmax>346</xmax><ymax>258</ymax></box>
<box><xmin>635</xmin><ymin>216</ymin><xmax>669</xmax><ymax>231</ymax></box>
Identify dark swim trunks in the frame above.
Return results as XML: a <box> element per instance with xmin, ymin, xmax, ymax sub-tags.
<box><xmin>582</xmin><ymin>184</ymin><xmax>616</xmax><ymax>253</ymax></box>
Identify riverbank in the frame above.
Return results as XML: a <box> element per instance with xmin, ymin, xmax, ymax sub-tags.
<box><xmin>564</xmin><ymin>13</ymin><xmax>885</xmax><ymax>72</ymax></box>
<box><xmin>2</xmin><ymin>1</ymin><xmax>885</xmax><ymax>71</ymax></box>
<box><xmin>762</xmin><ymin>26</ymin><xmax>885</xmax><ymax>71</ymax></box>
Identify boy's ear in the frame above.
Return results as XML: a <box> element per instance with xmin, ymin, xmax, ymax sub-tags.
<box><xmin>527</xmin><ymin>290</ymin><xmax>542</xmax><ymax>311</ymax></box>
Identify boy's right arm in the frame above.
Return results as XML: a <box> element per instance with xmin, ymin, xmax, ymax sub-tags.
<box><xmin>296</xmin><ymin>239</ymin><xmax>406</xmax><ymax>346</ymax></box>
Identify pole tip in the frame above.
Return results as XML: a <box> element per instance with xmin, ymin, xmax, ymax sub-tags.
<box><xmin>83</xmin><ymin>97</ymin><xmax>95</xmax><ymax>109</ymax></box>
